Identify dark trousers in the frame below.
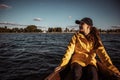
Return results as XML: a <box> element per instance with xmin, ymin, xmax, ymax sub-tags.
<box><xmin>71</xmin><ymin>63</ymin><xmax>98</xmax><ymax>80</ymax></box>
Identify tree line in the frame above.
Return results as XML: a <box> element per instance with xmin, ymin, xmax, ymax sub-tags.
<box><xmin>98</xmin><ymin>29</ymin><xmax>120</xmax><ymax>33</ymax></box>
<box><xmin>0</xmin><ymin>25</ymin><xmax>120</xmax><ymax>33</ymax></box>
<box><xmin>0</xmin><ymin>25</ymin><xmax>42</xmax><ymax>33</ymax></box>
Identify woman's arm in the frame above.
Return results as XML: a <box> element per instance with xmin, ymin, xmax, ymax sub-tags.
<box><xmin>96</xmin><ymin>38</ymin><xmax>120</xmax><ymax>75</ymax></box>
<box><xmin>59</xmin><ymin>34</ymin><xmax>76</xmax><ymax>67</ymax></box>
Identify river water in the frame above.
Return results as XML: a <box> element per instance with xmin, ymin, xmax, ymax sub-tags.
<box><xmin>0</xmin><ymin>33</ymin><xmax>120</xmax><ymax>80</ymax></box>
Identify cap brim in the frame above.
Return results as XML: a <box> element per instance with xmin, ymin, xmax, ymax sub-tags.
<box><xmin>75</xmin><ymin>20</ymin><xmax>84</xmax><ymax>24</ymax></box>
<box><xmin>75</xmin><ymin>20</ymin><xmax>80</xmax><ymax>24</ymax></box>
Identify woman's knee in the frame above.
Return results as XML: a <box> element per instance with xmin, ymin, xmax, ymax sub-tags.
<box><xmin>86</xmin><ymin>65</ymin><xmax>98</xmax><ymax>80</ymax></box>
<box><xmin>71</xmin><ymin>63</ymin><xmax>83</xmax><ymax>80</ymax></box>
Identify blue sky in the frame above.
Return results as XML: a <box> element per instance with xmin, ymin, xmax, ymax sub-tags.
<box><xmin>0</xmin><ymin>0</ymin><xmax>120</xmax><ymax>30</ymax></box>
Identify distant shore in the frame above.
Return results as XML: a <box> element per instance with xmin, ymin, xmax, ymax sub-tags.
<box><xmin>0</xmin><ymin>32</ymin><xmax>120</xmax><ymax>34</ymax></box>
<box><xmin>100</xmin><ymin>32</ymin><xmax>120</xmax><ymax>34</ymax></box>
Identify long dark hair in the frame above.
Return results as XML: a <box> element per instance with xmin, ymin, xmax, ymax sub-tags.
<box><xmin>86</xmin><ymin>27</ymin><xmax>101</xmax><ymax>50</ymax></box>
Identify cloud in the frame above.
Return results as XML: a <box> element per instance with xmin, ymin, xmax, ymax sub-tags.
<box><xmin>33</xmin><ymin>18</ymin><xmax>42</xmax><ymax>21</ymax></box>
<box><xmin>67</xmin><ymin>25</ymin><xmax>78</xmax><ymax>28</ymax></box>
<box><xmin>111</xmin><ymin>25</ymin><xmax>120</xmax><ymax>29</ymax></box>
<box><xmin>0</xmin><ymin>4</ymin><xmax>11</xmax><ymax>9</ymax></box>
<box><xmin>0</xmin><ymin>22</ymin><xmax>27</xmax><ymax>26</ymax></box>
<box><xmin>68</xmin><ymin>16</ymin><xmax>72</xmax><ymax>19</ymax></box>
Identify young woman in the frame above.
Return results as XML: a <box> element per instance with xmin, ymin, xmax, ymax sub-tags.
<box><xmin>47</xmin><ymin>17</ymin><xmax>120</xmax><ymax>80</ymax></box>
<box><xmin>45</xmin><ymin>17</ymin><xmax>120</xmax><ymax>80</ymax></box>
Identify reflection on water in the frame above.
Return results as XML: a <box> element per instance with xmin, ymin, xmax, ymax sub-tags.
<box><xmin>0</xmin><ymin>33</ymin><xmax>120</xmax><ymax>80</ymax></box>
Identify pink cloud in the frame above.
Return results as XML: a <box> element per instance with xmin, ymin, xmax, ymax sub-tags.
<box><xmin>0</xmin><ymin>4</ymin><xmax>11</xmax><ymax>9</ymax></box>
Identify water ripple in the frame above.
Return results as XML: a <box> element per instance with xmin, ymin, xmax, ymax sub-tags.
<box><xmin>0</xmin><ymin>33</ymin><xmax>119</xmax><ymax>80</ymax></box>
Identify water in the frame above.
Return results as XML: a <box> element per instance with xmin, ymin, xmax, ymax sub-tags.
<box><xmin>0</xmin><ymin>33</ymin><xmax>120</xmax><ymax>80</ymax></box>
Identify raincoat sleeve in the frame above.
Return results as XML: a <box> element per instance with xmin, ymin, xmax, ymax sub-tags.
<box><xmin>59</xmin><ymin>34</ymin><xmax>76</xmax><ymax>67</ymax></box>
<box><xmin>96</xmin><ymin>38</ymin><xmax>120</xmax><ymax>75</ymax></box>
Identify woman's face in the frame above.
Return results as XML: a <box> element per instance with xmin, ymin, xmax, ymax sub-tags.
<box><xmin>79</xmin><ymin>23</ymin><xmax>90</xmax><ymax>35</ymax></box>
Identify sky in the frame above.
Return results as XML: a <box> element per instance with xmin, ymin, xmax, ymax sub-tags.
<box><xmin>0</xmin><ymin>0</ymin><xmax>120</xmax><ymax>30</ymax></box>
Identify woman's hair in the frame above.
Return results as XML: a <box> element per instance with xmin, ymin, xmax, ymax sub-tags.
<box><xmin>86</xmin><ymin>27</ymin><xmax>101</xmax><ymax>50</ymax></box>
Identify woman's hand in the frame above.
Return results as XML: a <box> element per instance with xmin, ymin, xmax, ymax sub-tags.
<box><xmin>54</xmin><ymin>66</ymin><xmax>62</xmax><ymax>72</ymax></box>
<box><xmin>113</xmin><ymin>72</ymin><xmax>120</xmax><ymax>79</ymax></box>
<box><xmin>44</xmin><ymin>66</ymin><xmax>62</xmax><ymax>80</ymax></box>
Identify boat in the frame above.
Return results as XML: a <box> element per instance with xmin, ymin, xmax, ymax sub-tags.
<box><xmin>44</xmin><ymin>61</ymin><xmax>120</xmax><ymax>80</ymax></box>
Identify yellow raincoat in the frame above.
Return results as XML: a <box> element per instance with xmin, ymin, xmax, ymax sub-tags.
<box><xmin>60</xmin><ymin>32</ymin><xmax>120</xmax><ymax>75</ymax></box>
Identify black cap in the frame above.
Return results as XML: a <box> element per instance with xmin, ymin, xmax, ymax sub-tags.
<box><xmin>75</xmin><ymin>17</ymin><xmax>93</xmax><ymax>26</ymax></box>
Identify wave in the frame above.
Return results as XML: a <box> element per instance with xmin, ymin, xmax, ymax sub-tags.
<box><xmin>0</xmin><ymin>33</ymin><xmax>120</xmax><ymax>80</ymax></box>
